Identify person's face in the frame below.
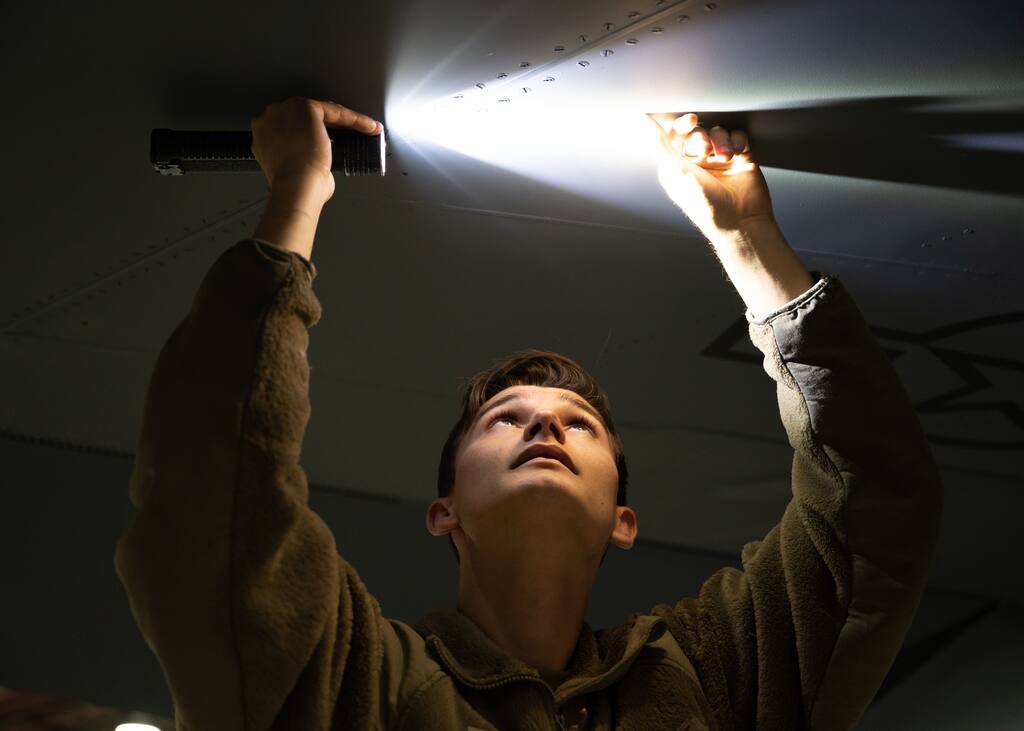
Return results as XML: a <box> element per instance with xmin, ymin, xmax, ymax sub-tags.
<box><xmin>427</xmin><ymin>384</ymin><xmax>636</xmax><ymax>562</ymax></box>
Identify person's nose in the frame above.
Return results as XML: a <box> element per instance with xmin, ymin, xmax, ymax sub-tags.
<box><xmin>525</xmin><ymin>410</ymin><xmax>565</xmax><ymax>442</ymax></box>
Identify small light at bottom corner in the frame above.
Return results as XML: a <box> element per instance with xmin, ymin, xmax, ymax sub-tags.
<box><xmin>115</xmin><ymin>724</ymin><xmax>161</xmax><ymax>731</ymax></box>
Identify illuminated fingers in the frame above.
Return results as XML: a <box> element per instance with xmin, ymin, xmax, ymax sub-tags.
<box><xmin>671</xmin><ymin>113</ymin><xmax>699</xmax><ymax>137</ymax></box>
<box><xmin>320</xmin><ymin>99</ymin><xmax>383</xmax><ymax>135</ymax></box>
<box><xmin>709</xmin><ymin>126</ymin><xmax>734</xmax><ymax>161</ymax></box>
<box><xmin>689</xmin><ymin>124</ymin><xmax>754</xmax><ymax>173</ymax></box>
<box><xmin>647</xmin><ymin>114</ymin><xmax>681</xmax><ymax>159</ymax></box>
<box><xmin>683</xmin><ymin>128</ymin><xmax>712</xmax><ymax>158</ymax></box>
<box><xmin>648</xmin><ymin>112</ymin><xmax>755</xmax><ymax>175</ymax></box>
<box><xmin>730</xmin><ymin>129</ymin><xmax>749</xmax><ymax>155</ymax></box>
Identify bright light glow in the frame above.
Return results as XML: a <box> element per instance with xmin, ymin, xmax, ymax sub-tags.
<box><xmin>387</xmin><ymin>81</ymin><xmax>667</xmax><ymax>205</ymax></box>
<box><xmin>723</xmin><ymin>159</ymin><xmax>756</xmax><ymax>175</ymax></box>
<box><xmin>115</xmin><ymin>724</ymin><xmax>161</xmax><ymax>731</ymax></box>
<box><xmin>388</xmin><ymin>88</ymin><xmax>758</xmax><ymax>191</ymax></box>
<box><xmin>684</xmin><ymin>135</ymin><xmax>708</xmax><ymax>157</ymax></box>
<box><xmin>382</xmin><ymin>32</ymin><xmax>769</xmax><ymax>224</ymax></box>
<box><xmin>391</xmin><ymin>94</ymin><xmax>655</xmax><ymax>169</ymax></box>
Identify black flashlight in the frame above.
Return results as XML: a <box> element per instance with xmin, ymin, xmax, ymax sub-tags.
<box><xmin>149</xmin><ymin>127</ymin><xmax>386</xmax><ymax>176</ymax></box>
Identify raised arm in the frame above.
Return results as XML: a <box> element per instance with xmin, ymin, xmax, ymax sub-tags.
<box><xmin>647</xmin><ymin>114</ymin><xmax>944</xmax><ymax>729</ymax></box>
<box><xmin>113</xmin><ymin>98</ymin><xmax>418</xmax><ymax>730</ymax></box>
<box><xmin>648</xmin><ymin>111</ymin><xmax>815</xmax><ymax>320</ymax></box>
<box><xmin>251</xmin><ymin>96</ymin><xmax>383</xmax><ymax>261</ymax></box>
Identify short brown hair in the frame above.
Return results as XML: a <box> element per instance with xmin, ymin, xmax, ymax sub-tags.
<box><xmin>436</xmin><ymin>350</ymin><xmax>629</xmax><ymax>565</ymax></box>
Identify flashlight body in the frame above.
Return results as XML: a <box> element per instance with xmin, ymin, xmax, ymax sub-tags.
<box><xmin>150</xmin><ymin>128</ymin><xmax>386</xmax><ymax>176</ymax></box>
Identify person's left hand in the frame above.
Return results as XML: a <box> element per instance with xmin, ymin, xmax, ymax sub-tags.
<box><xmin>648</xmin><ymin>113</ymin><xmax>777</xmax><ymax>242</ymax></box>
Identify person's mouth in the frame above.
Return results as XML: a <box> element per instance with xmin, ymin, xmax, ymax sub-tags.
<box><xmin>510</xmin><ymin>443</ymin><xmax>576</xmax><ymax>474</ymax></box>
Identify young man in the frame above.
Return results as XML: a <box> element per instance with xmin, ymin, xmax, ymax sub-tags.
<box><xmin>115</xmin><ymin>97</ymin><xmax>943</xmax><ymax>730</ymax></box>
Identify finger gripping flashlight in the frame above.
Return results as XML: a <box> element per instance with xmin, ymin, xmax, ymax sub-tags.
<box><xmin>149</xmin><ymin>128</ymin><xmax>387</xmax><ymax>176</ymax></box>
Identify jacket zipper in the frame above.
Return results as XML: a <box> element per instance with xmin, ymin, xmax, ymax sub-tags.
<box><xmin>445</xmin><ymin>671</ymin><xmax>568</xmax><ymax>729</ymax></box>
<box><xmin>430</xmin><ymin>641</ymin><xmax>576</xmax><ymax>729</ymax></box>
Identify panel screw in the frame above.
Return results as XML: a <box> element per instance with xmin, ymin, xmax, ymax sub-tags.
<box><xmin>941</xmin><ymin>234</ymin><xmax>952</xmax><ymax>241</ymax></box>
<box><xmin>651</xmin><ymin>26</ymin><xmax>664</xmax><ymax>32</ymax></box>
<box><xmin>497</xmin><ymin>72</ymin><xmax>508</xmax><ymax>78</ymax></box>
<box><xmin>579</xmin><ymin>34</ymin><xmax>589</xmax><ymax>43</ymax></box>
<box><xmin>498</xmin><ymin>97</ymin><xmax>511</xmax><ymax>103</ymax></box>
<box><xmin>578</xmin><ymin>60</ymin><xmax>591</xmax><ymax>67</ymax></box>
<box><xmin>604</xmin><ymin>22</ymin><xmax>616</xmax><ymax>30</ymax></box>
<box><xmin>554</xmin><ymin>45</ymin><xmax>566</xmax><ymax>52</ymax></box>
<box><xmin>704</xmin><ymin>2</ymin><xmax>716</xmax><ymax>9</ymax></box>
<box><xmin>625</xmin><ymin>38</ymin><xmax>639</xmax><ymax>45</ymax></box>
<box><xmin>543</xmin><ymin>76</ymin><xmax>556</xmax><ymax>82</ymax></box>
<box><xmin>628</xmin><ymin>10</ymin><xmax>641</xmax><ymax>18</ymax></box>
<box><xmin>656</xmin><ymin>0</ymin><xmax>666</xmax><ymax>5</ymax></box>
<box><xmin>453</xmin><ymin>94</ymin><xmax>464</xmax><ymax>99</ymax></box>
<box><xmin>519</xmin><ymin>61</ymin><xmax>531</xmax><ymax>68</ymax></box>
<box><xmin>522</xmin><ymin>87</ymin><xmax>532</xmax><ymax>93</ymax></box>
<box><xmin>677</xmin><ymin>14</ymin><xmax>690</xmax><ymax>22</ymax></box>
<box><xmin>475</xmin><ymin>83</ymin><xmax>486</xmax><ymax>89</ymax></box>
<box><xmin>602</xmin><ymin>48</ymin><xmax>615</xmax><ymax>56</ymax></box>
<box><xmin>962</xmin><ymin>227</ymin><xmax>975</xmax><ymax>235</ymax></box>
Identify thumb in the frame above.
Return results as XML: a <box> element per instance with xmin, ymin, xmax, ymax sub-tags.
<box><xmin>644</xmin><ymin>113</ymin><xmax>682</xmax><ymax>164</ymax></box>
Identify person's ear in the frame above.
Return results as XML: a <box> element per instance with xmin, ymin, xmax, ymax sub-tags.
<box><xmin>610</xmin><ymin>506</ymin><xmax>638</xmax><ymax>550</ymax></box>
<box><xmin>426</xmin><ymin>497</ymin><xmax>460</xmax><ymax>536</ymax></box>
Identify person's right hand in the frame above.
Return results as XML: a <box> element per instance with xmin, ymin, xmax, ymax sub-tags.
<box><xmin>251</xmin><ymin>96</ymin><xmax>383</xmax><ymax>207</ymax></box>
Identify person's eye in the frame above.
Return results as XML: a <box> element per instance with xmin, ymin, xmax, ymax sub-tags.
<box><xmin>489</xmin><ymin>409</ymin><xmax>519</xmax><ymax>426</ymax></box>
<box><xmin>487</xmin><ymin>408</ymin><xmax>596</xmax><ymax>433</ymax></box>
<box><xmin>568</xmin><ymin>416</ymin><xmax>596</xmax><ymax>433</ymax></box>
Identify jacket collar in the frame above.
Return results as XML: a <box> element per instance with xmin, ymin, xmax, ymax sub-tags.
<box><xmin>414</xmin><ymin>608</ymin><xmax>666</xmax><ymax>696</ymax></box>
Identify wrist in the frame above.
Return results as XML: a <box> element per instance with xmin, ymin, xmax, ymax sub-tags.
<box><xmin>253</xmin><ymin>177</ymin><xmax>328</xmax><ymax>262</ymax></box>
<box><xmin>706</xmin><ymin>217</ymin><xmax>815</xmax><ymax>319</ymax></box>
<box><xmin>710</xmin><ymin>215</ymin><xmax>781</xmax><ymax>252</ymax></box>
<box><xmin>268</xmin><ymin>172</ymin><xmax>330</xmax><ymax>216</ymax></box>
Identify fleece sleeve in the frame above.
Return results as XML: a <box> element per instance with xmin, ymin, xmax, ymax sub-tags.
<box><xmin>654</xmin><ymin>273</ymin><xmax>944</xmax><ymax>730</ymax></box>
<box><xmin>114</xmin><ymin>240</ymin><xmax>410</xmax><ymax>730</ymax></box>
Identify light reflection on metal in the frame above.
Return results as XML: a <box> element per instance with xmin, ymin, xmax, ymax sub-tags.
<box><xmin>421</xmin><ymin>0</ymin><xmax>693</xmax><ymax>110</ymax></box>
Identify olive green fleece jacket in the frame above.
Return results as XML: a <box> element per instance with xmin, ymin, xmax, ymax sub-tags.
<box><xmin>115</xmin><ymin>239</ymin><xmax>943</xmax><ymax>730</ymax></box>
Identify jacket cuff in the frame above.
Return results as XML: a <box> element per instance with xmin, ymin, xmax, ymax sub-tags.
<box><xmin>245</xmin><ymin>238</ymin><xmax>318</xmax><ymax>284</ymax></box>
<box><xmin>745</xmin><ymin>272</ymin><xmax>829</xmax><ymax>325</ymax></box>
